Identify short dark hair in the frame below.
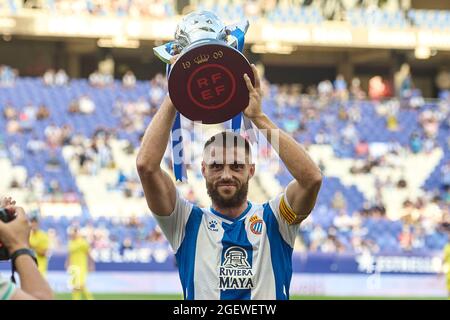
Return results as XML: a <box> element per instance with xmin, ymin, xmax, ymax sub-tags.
<box><xmin>203</xmin><ymin>131</ymin><xmax>251</xmax><ymax>156</ymax></box>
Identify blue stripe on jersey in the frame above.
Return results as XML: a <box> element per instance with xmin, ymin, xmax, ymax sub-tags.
<box><xmin>219</xmin><ymin>203</ymin><xmax>253</xmax><ymax>300</ymax></box>
<box><xmin>175</xmin><ymin>206</ymin><xmax>203</xmax><ymax>300</ymax></box>
<box><xmin>262</xmin><ymin>203</ymin><xmax>293</xmax><ymax>300</ymax></box>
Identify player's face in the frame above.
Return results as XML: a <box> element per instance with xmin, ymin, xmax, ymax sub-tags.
<box><xmin>202</xmin><ymin>146</ymin><xmax>255</xmax><ymax>208</ymax></box>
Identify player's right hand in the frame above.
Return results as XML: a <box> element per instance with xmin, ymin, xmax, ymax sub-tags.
<box><xmin>169</xmin><ymin>54</ymin><xmax>180</xmax><ymax>65</ymax></box>
<box><xmin>0</xmin><ymin>206</ymin><xmax>31</xmax><ymax>253</ymax></box>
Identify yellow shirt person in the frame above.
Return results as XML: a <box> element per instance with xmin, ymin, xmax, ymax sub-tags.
<box><xmin>67</xmin><ymin>227</ymin><xmax>94</xmax><ymax>300</ymax></box>
<box><xmin>444</xmin><ymin>243</ymin><xmax>450</xmax><ymax>297</ymax></box>
<box><xmin>29</xmin><ymin>219</ymin><xmax>50</xmax><ymax>277</ymax></box>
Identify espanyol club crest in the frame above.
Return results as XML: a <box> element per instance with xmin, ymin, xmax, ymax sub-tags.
<box><xmin>249</xmin><ymin>215</ymin><xmax>263</xmax><ymax>235</ymax></box>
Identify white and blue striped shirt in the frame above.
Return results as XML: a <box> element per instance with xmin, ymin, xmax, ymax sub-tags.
<box><xmin>154</xmin><ymin>190</ymin><xmax>300</xmax><ymax>300</ymax></box>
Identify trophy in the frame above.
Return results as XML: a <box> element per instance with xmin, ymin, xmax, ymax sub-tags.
<box><xmin>153</xmin><ymin>11</ymin><xmax>254</xmax><ymax>124</ymax></box>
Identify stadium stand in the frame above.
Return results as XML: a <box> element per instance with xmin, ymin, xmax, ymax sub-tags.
<box><xmin>0</xmin><ymin>67</ymin><xmax>448</xmax><ymax>256</ymax></box>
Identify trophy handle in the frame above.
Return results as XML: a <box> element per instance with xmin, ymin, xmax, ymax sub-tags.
<box><xmin>153</xmin><ymin>44</ymin><xmax>174</xmax><ymax>64</ymax></box>
<box><xmin>225</xmin><ymin>20</ymin><xmax>250</xmax><ymax>49</ymax></box>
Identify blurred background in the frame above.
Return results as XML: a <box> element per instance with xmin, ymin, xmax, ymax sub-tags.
<box><xmin>0</xmin><ymin>0</ymin><xmax>449</xmax><ymax>299</ymax></box>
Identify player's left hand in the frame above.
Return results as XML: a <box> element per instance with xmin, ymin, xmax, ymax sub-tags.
<box><xmin>243</xmin><ymin>64</ymin><xmax>264</xmax><ymax>120</ymax></box>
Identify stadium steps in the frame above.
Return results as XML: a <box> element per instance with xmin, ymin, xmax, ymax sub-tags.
<box><xmin>62</xmin><ymin>141</ymin><xmax>148</xmax><ymax>218</ymax></box>
<box><xmin>308</xmin><ymin>145</ymin><xmax>443</xmax><ymax>219</ymax></box>
<box><xmin>0</xmin><ymin>157</ymin><xmax>29</xmax><ymax>206</ymax></box>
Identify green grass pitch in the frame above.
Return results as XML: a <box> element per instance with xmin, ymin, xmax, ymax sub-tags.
<box><xmin>55</xmin><ymin>293</ymin><xmax>447</xmax><ymax>300</ymax></box>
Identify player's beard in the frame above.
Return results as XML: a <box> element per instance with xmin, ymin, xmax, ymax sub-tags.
<box><xmin>206</xmin><ymin>178</ymin><xmax>249</xmax><ymax>209</ymax></box>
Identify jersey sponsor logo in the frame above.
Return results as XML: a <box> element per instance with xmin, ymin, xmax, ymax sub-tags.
<box><xmin>208</xmin><ymin>219</ymin><xmax>219</xmax><ymax>232</ymax></box>
<box><xmin>219</xmin><ymin>246</ymin><xmax>254</xmax><ymax>290</ymax></box>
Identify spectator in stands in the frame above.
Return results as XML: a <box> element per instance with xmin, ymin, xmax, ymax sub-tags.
<box><xmin>385</xmin><ymin>100</ymin><xmax>400</xmax><ymax>131</ymax></box>
<box><xmin>331</xmin><ymin>191</ymin><xmax>347</xmax><ymax>211</ymax></box>
<box><xmin>348</xmin><ymin>103</ymin><xmax>362</xmax><ymax>123</ymax></box>
<box><xmin>409</xmin><ymin>132</ymin><xmax>422</xmax><ymax>154</ymax></box>
<box><xmin>89</xmin><ymin>70</ymin><xmax>101</xmax><ymax>87</ymax></box>
<box><xmin>0</xmin><ymin>64</ymin><xmax>17</xmax><ymax>87</ymax></box>
<box><xmin>89</xmin><ymin>70</ymin><xmax>114</xmax><ymax>88</ymax></box>
<box><xmin>9</xmin><ymin>143</ymin><xmax>23</xmax><ymax>162</ymax></box>
<box><xmin>43</xmin><ymin>69</ymin><xmax>55</xmax><ymax>86</ymax></box>
<box><xmin>394</xmin><ymin>63</ymin><xmax>412</xmax><ymax>99</ymax></box>
<box><xmin>333</xmin><ymin>209</ymin><xmax>354</xmax><ymax>233</ymax></box>
<box><xmin>368</xmin><ymin>75</ymin><xmax>389</xmax><ymax>100</ymax></box>
<box><xmin>46</xmin><ymin>151</ymin><xmax>62</xmax><ymax>172</ymax></box>
<box><xmin>338</xmin><ymin>104</ymin><xmax>349</xmax><ymax>121</ymax></box>
<box><xmin>89</xmin><ymin>69</ymin><xmax>112</xmax><ymax>88</ymax></box>
<box><xmin>334</xmin><ymin>74</ymin><xmax>348</xmax><ymax>101</ymax></box>
<box><xmin>3</xmin><ymin>102</ymin><xmax>16</xmax><ymax>120</ymax></box>
<box><xmin>119</xmin><ymin>237</ymin><xmax>134</xmax><ymax>255</ymax></box>
<box><xmin>314</xmin><ymin>129</ymin><xmax>330</xmax><ymax>145</ymax></box>
<box><xmin>317</xmin><ymin>79</ymin><xmax>333</xmax><ymax>100</ymax></box>
<box><xmin>27</xmin><ymin>135</ymin><xmax>47</xmax><ymax>155</ymax></box>
<box><xmin>61</xmin><ymin>124</ymin><xmax>73</xmax><ymax>145</ymax></box>
<box><xmin>37</xmin><ymin>104</ymin><xmax>50</xmax><ymax>120</ymax></box>
<box><xmin>306</xmin><ymin>224</ymin><xmax>325</xmax><ymax>252</ymax></box>
<box><xmin>47</xmin><ymin>179</ymin><xmax>63</xmax><ymax>197</ymax></box>
<box><xmin>350</xmin><ymin>77</ymin><xmax>366</xmax><ymax>100</ymax></box>
<box><xmin>78</xmin><ymin>95</ymin><xmax>96</xmax><ymax>114</ymax></box>
<box><xmin>21</xmin><ymin>101</ymin><xmax>38</xmax><ymax>131</ymax></box>
<box><xmin>149</xmin><ymin>77</ymin><xmax>165</xmax><ymax>109</ymax></box>
<box><xmin>282</xmin><ymin>114</ymin><xmax>300</xmax><ymax>134</ymax></box>
<box><xmin>68</xmin><ymin>98</ymin><xmax>81</xmax><ymax>114</ymax></box>
<box><xmin>443</xmin><ymin>186</ymin><xmax>450</xmax><ymax>205</ymax></box>
<box><xmin>341</xmin><ymin>123</ymin><xmax>358</xmax><ymax>145</ymax></box>
<box><xmin>5</xmin><ymin>117</ymin><xmax>21</xmax><ymax>135</ymax></box>
<box><xmin>28</xmin><ymin>173</ymin><xmax>45</xmax><ymax>202</ymax></box>
<box><xmin>399</xmin><ymin>225</ymin><xmax>413</xmax><ymax>251</ymax></box>
<box><xmin>55</xmin><ymin>69</ymin><xmax>69</xmax><ymax>86</ymax></box>
<box><xmin>442</xmin><ymin>161</ymin><xmax>450</xmax><ymax>190</ymax></box>
<box><xmin>355</xmin><ymin>139</ymin><xmax>369</xmax><ymax>158</ymax></box>
<box><xmin>419</xmin><ymin>110</ymin><xmax>439</xmax><ymax>139</ymax></box>
<box><xmin>122</xmin><ymin>70</ymin><xmax>136</xmax><ymax>88</ymax></box>
<box><xmin>45</xmin><ymin>123</ymin><xmax>63</xmax><ymax>147</ymax></box>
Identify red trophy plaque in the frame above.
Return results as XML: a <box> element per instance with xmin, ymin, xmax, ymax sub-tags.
<box><xmin>154</xmin><ymin>11</ymin><xmax>253</xmax><ymax>124</ymax></box>
<box><xmin>169</xmin><ymin>40</ymin><xmax>254</xmax><ymax>124</ymax></box>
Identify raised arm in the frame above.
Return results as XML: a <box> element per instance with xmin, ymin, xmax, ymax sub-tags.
<box><xmin>136</xmin><ymin>94</ymin><xmax>178</xmax><ymax>216</ymax></box>
<box><xmin>243</xmin><ymin>65</ymin><xmax>322</xmax><ymax>224</ymax></box>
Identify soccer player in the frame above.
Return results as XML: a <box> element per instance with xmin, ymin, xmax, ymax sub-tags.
<box><xmin>29</xmin><ymin>216</ymin><xmax>50</xmax><ymax>277</ymax></box>
<box><xmin>444</xmin><ymin>241</ymin><xmax>450</xmax><ymax>298</ymax></box>
<box><xmin>137</xmin><ymin>64</ymin><xmax>322</xmax><ymax>300</ymax></box>
<box><xmin>66</xmin><ymin>227</ymin><xmax>94</xmax><ymax>300</ymax></box>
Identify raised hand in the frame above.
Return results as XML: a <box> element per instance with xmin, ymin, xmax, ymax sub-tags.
<box><xmin>243</xmin><ymin>64</ymin><xmax>264</xmax><ymax>120</ymax></box>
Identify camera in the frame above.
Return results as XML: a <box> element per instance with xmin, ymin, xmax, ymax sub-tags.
<box><xmin>0</xmin><ymin>207</ymin><xmax>15</xmax><ymax>260</ymax></box>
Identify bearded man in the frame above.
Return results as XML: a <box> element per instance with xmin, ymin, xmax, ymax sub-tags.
<box><xmin>136</xmin><ymin>65</ymin><xmax>322</xmax><ymax>300</ymax></box>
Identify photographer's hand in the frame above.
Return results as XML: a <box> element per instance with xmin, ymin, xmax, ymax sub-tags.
<box><xmin>0</xmin><ymin>206</ymin><xmax>53</xmax><ymax>300</ymax></box>
<box><xmin>0</xmin><ymin>196</ymin><xmax>16</xmax><ymax>208</ymax></box>
<box><xmin>0</xmin><ymin>206</ymin><xmax>30</xmax><ymax>253</ymax></box>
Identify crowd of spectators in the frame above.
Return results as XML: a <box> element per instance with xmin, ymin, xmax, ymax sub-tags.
<box><xmin>1</xmin><ymin>66</ymin><xmax>448</xmax><ymax>256</ymax></box>
<box><xmin>10</xmin><ymin>0</ymin><xmax>176</xmax><ymax>18</ymax></box>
